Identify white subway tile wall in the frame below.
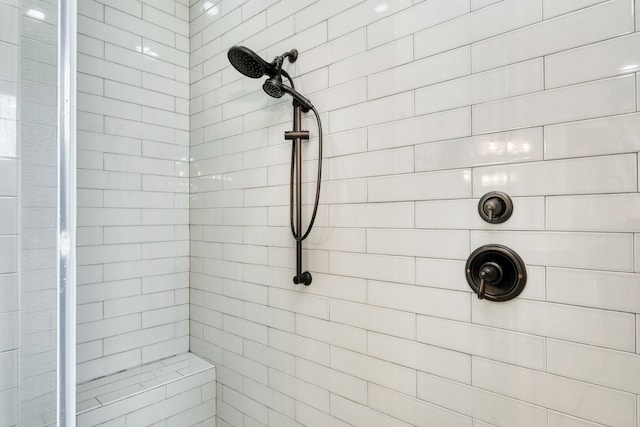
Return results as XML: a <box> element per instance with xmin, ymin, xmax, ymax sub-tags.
<box><xmin>76</xmin><ymin>0</ymin><xmax>191</xmax><ymax>382</ymax></box>
<box><xmin>188</xmin><ymin>1</ymin><xmax>640</xmax><ymax>426</ymax></box>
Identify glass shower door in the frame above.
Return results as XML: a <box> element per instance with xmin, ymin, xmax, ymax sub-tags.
<box><xmin>0</xmin><ymin>0</ymin><xmax>76</xmax><ymax>425</ymax></box>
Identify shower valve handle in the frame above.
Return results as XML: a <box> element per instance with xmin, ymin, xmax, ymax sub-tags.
<box><xmin>477</xmin><ymin>262</ymin><xmax>503</xmax><ymax>300</ymax></box>
<box><xmin>465</xmin><ymin>244</ymin><xmax>527</xmax><ymax>302</ymax></box>
<box><xmin>484</xmin><ymin>197</ymin><xmax>503</xmax><ymax>221</ymax></box>
<box><xmin>478</xmin><ymin>278</ymin><xmax>486</xmax><ymax>300</ymax></box>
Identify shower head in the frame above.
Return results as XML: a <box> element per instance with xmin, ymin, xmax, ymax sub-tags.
<box><xmin>227</xmin><ymin>45</ymin><xmax>270</xmax><ymax>79</ymax></box>
<box><xmin>263</xmin><ymin>76</ymin><xmax>284</xmax><ymax>98</ymax></box>
<box><xmin>228</xmin><ymin>46</ymin><xmax>299</xmax><ymax>79</ymax></box>
<box><xmin>228</xmin><ymin>45</ymin><xmax>313</xmax><ymax>111</ymax></box>
<box><xmin>262</xmin><ymin>76</ymin><xmax>314</xmax><ymax>112</ymax></box>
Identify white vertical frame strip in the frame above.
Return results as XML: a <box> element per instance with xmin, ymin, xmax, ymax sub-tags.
<box><xmin>57</xmin><ymin>0</ymin><xmax>77</xmax><ymax>425</ymax></box>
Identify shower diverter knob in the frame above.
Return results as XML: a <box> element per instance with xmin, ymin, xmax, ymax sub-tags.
<box><xmin>465</xmin><ymin>244</ymin><xmax>526</xmax><ymax>302</ymax></box>
<box><xmin>478</xmin><ymin>191</ymin><xmax>513</xmax><ymax>224</ymax></box>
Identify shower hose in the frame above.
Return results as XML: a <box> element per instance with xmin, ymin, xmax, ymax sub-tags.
<box><xmin>289</xmin><ymin>104</ymin><xmax>323</xmax><ymax>242</ymax></box>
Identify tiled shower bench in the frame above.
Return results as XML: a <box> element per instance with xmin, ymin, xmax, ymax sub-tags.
<box><xmin>76</xmin><ymin>353</ymin><xmax>216</xmax><ymax>426</ymax></box>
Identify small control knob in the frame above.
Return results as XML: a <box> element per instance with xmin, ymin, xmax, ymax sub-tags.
<box><xmin>478</xmin><ymin>191</ymin><xmax>513</xmax><ymax>224</ymax></box>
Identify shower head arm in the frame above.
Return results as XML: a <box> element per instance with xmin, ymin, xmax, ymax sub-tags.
<box><xmin>271</xmin><ymin>55</ymin><xmax>284</xmax><ymax>73</ymax></box>
<box><xmin>267</xmin><ymin>50</ymin><xmax>297</xmax><ymax>78</ymax></box>
<box><xmin>262</xmin><ymin>50</ymin><xmax>298</xmax><ymax>82</ymax></box>
<box><xmin>281</xmin><ymin>49</ymin><xmax>298</xmax><ymax>63</ymax></box>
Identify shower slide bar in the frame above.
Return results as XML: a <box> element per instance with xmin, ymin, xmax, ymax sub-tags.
<box><xmin>227</xmin><ymin>45</ymin><xmax>323</xmax><ymax>286</ymax></box>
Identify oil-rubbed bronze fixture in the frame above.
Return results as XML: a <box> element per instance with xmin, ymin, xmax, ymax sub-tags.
<box><xmin>227</xmin><ymin>45</ymin><xmax>322</xmax><ymax>286</ymax></box>
<box><xmin>465</xmin><ymin>244</ymin><xmax>527</xmax><ymax>301</ymax></box>
<box><xmin>478</xmin><ymin>191</ymin><xmax>513</xmax><ymax>224</ymax></box>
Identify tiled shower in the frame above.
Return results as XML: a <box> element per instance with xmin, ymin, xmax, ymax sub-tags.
<box><xmin>2</xmin><ymin>0</ymin><xmax>640</xmax><ymax>425</ymax></box>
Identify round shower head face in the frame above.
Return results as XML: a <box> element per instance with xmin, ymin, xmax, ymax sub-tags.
<box><xmin>263</xmin><ymin>77</ymin><xmax>284</xmax><ymax>98</ymax></box>
<box><xmin>228</xmin><ymin>46</ymin><xmax>267</xmax><ymax>79</ymax></box>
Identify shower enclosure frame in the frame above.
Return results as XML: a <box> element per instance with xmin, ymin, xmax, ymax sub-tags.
<box><xmin>57</xmin><ymin>0</ymin><xmax>77</xmax><ymax>424</ymax></box>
